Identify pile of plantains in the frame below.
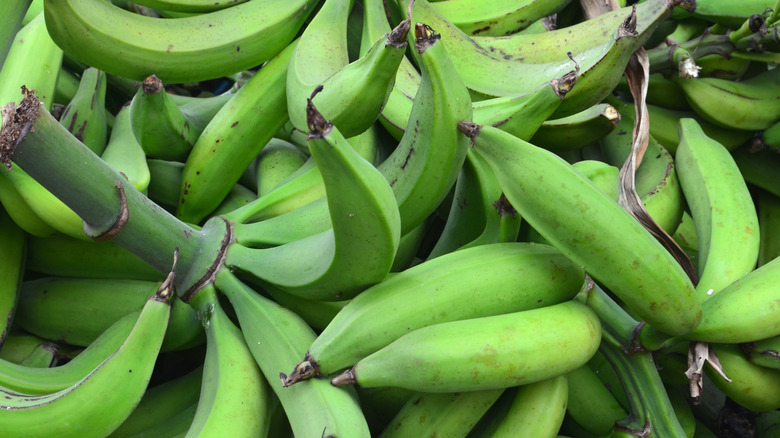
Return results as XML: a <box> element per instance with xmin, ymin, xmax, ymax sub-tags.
<box><xmin>1</xmin><ymin>0</ymin><xmax>780</xmax><ymax>436</ymax></box>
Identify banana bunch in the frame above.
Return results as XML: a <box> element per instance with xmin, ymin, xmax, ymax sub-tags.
<box><xmin>3</xmin><ymin>0</ymin><xmax>780</xmax><ymax>435</ymax></box>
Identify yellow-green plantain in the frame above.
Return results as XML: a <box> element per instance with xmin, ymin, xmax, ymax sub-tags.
<box><xmin>742</xmin><ymin>335</ymin><xmax>780</xmax><ymax>370</ymax></box>
<box><xmin>430</xmin><ymin>0</ymin><xmax>572</xmax><ymax>36</ymax></box>
<box><xmin>57</xmin><ymin>66</ymin><xmax>107</xmax><ymax>155</ymax></box>
<box><xmin>464</xmin><ymin>121</ymin><xmax>700</xmax><ymax>336</ymax></box>
<box><xmin>565</xmin><ymin>364</ymin><xmax>628</xmax><ymax>436</ymax></box>
<box><xmin>101</xmin><ymin>103</ymin><xmax>150</xmax><ymax>193</ymax></box>
<box><xmin>675</xmin><ymin>117</ymin><xmax>760</xmax><ymax>301</ymax></box>
<box><xmin>282</xmin><ymin>242</ymin><xmax>585</xmax><ymax>384</ymax></box>
<box><xmin>706</xmin><ymin>343</ymin><xmax>780</xmax><ymax>412</ymax></box>
<box><xmin>529</xmin><ymin>102</ymin><xmax>621</xmax><ymax>152</ymax></box>
<box><xmin>331</xmin><ymin>301</ymin><xmax>601</xmax><ymax>393</ymax></box>
<box><xmin>254</xmin><ymin>138</ymin><xmax>308</xmax><ymax>197</ymax></box>
<box><xmin>42</xmin><ymin>0</ymin><xmax>319</xmax><ymax>83</ymax></box>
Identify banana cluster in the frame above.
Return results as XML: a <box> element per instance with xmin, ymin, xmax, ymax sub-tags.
<box><xmin>1</xmin><ymin>0</ymin><xmax>780</xmax><ymax>436</ymax></box>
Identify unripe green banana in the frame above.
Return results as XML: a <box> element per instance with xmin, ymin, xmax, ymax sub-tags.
<box><xmin>101</xmin><ymin>103</ymin><xmax>150</xmax><ymax>193</ymax></box>
<box><xmin>283</xmin><ymin>242</ymin><xmax>584</xmax><ymax>383</ymax></box>
<box><xmin>0</xmin><ymin>174</ymin><xmax>56</xmax><ymax>237</ymax></box>
<box><xmin>130</xmin><ymin>0</ymin><xmax>249</xmax><ymax>12</ymax></box>
<box><xmin>331</xmin><ymin>301</ymin><xmax>601</xmax><ymax>393</ymax></box>
<box><xmin>756</xmin><ymin>409</ymin><xmax>780</xmax><ymax>438</ymax></box>
<box><xmin>706</xmin><ymin>343</ymin><xmax>780</xmax><ymax>412</ymax></box>
<box><xmin>209</xmin><ymin>182</ymin><xmax>256</xmax><ymax>217</ymax></box>
<box><xmin>646</xmin><ymin>103</ymin><xmax>752</xmax><ymax>154</ymax></box>
<box><xmin>378</xmin><ymin>389</ymin><xmax>504</xmax><ymax>438</ymax></box>
<box><xmin>676</xmin><ymin>117</ymin><xmax>760</xmax><ymax>301</ymax></box>
<box><xmin>255</xmin><ymin>138</ymin><xmax>308</xmax><ymax>197</ymax></box>
<box><xmin>264</xmin><ymin>285</ymin><xmax>349</xmax><ymax>331</ymax></box>
<box><xmin>58</xmin><ymin>67</ymin><xmax>108</xmax><ymax>155</ymax></box>
<box><xmin>530</xmin><ymin>102</ymin><xmax>621</xmax><ymax>152</ymax></box>
<box><xmin>226</xmin><ymin>96</ymin><xmax>400</xmax><ymax>301</ymax></box>
<box><xmin>488</xmin><ymin>375</ymin><xmax>569</xmax><ymax>438</ymax></box>
<box><xmin>177</xmin><ymin>41</ymin><xmax>295</xmax><ymax>224</ymax></box>
<box><xmin>757</xmin><ymin>188</ymin><xmax>780</xmax><ymax>266</ymax></box>
<box><xmin>14</xmin><ymin>277</ymin><xmax>203</xmax><ymax>351</ymax></box>
<box><xmin>43</xmin><ymin>0</ymin><xmax>318</xmax><ymax>83</ymax></box>
<box><xmin>0</xmin><ymin>204</ymin><xmax>25</xmax><ymax>348</ymax></box>
<box><xmin>675</xmin><ymin>66</ymin><xmax>780</xmax><ymax>131</ymax></box>
<box><xmin>146</xmin><ymin>158</ymin><xmax>184</xmax><ymax>212</ymax></box>
<box><xmin>185</xmin><ymin>285</ymin><xmax>273</xmax><ymax>437</ymax></box>
<box><xmin>128</xmin><ymin>75</ymin><xmax>198</xmax><ymax>161</ymax></box>
<box><xmin>0</xmin><ymin>279</ymin><xmax>172</xmax><ymax>437</ymax></box>
<box><xmin>0</xmin><ymin>0</ymin><xmax>31</xmax><ymax>69</ymax></box>
<box><xmin>18</xmin><ymin>341</ymin><xmax>58</xmax><ymax>368</ymax></box>
<box><xmin>430</xmin><ymin>0</ymin><xmax>571</xmax><ymax>36</ymax></box>
<box><xmin>464</xmin><ymin>122</ymin><xmax>700</xmax><ymax>336</ymax></box>
<box><xmin>0</xmin><ymin>333</ymin><xmax>49</xmax><ymax>364</ymax></box>
<box><xmin>742</xmin><ymin>335</ymin><xmax>780</xmax><ymax>370</ymax></box>
<box><xmin>215</xmin><ymin>270</ymin><xmax>372</xmax><ymax>438</ymax></box>
<box><xmin>108</xmin><ymin>365</ymin><xmax>203</xmax><ymax>437</ymax></box>
<box><xmin>681</xmin><ymin>0</ymin><xmax>775</xmax><ymax>28</ymax></box>
<box><xmin>566</xmin><ymin>364</ymin><xmax>628</xmax><ymax>436</ymax></box>
<box><xmin>731</xmin><ymin>144</ymin><xmax>780</xmax><ymax>198</ymax></box>
<box><xmin>641</xmin><ymin>255</ymin><xmax>780</xmax><ymax>344</ymax></box>
<box><xmin>25</xmin><ymin>233</ymin><xmax>162</xmax><ymax>280</ymax></box>
<box><xmin>427</xmin><ymin>150</ymin><xmax>523</xmax><ymax>259</ymax></box>
<box><xmin>571</xmin><ymin>159</ymin><xmax>620</xmax><ymax>201</ymax></box>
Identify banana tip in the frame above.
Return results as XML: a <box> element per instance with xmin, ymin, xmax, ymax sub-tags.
<box><xmin>330</xmin><ymin>367</ymin><xmax>357</xmax><ymax>386</ymax></box>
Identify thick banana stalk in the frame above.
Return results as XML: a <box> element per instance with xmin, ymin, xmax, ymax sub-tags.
<box><xmin>58</xmin><ymin>67</ymin><xmax>108</xmax><ymax>155</ymax></box>
<box><xmin>282</xmin><ymin>242</ymin><xmax>585</xmax><ymax>384</ymax></box>
<box><xmin>331</xmin><ymin>301</ymin><xmax>601</xmax><ymax>393</ymax></box>
<box><xmin>676</xmin><ymin>118</ymin><xmax>760</xmax><ymax>301</ymax></box>
<box><xmin>43</xmin><ymin>0</ymin><xmax>319</xmax><ymax>83</ymax></box>
<box><xmin>464</xmin><ymin>122</ymin><xmax>700</xmax><ymax>336</ymax></box>
<box><xmin>0</xmin><ymin>277</ymin><xmax>172</xmax><ymax>437</ymax></box>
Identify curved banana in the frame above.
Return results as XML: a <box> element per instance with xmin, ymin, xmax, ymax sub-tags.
<box><xmin>430</xmin><ymin>0</ymin><xmax>572</xmax><ymax>36</ymax></box>
<box><xmin>742</xmin><ymin>335</ymin><xmax>780</xmax><ymax>370</ymax></box>
<box><xmin>176</xmin><ymin>41</ymin><xmax>295</xmax><ymax>224</ymax></box>
<box><xmin>14</xmin><ymin>277</ymin><xmax>203</xmax><ymax>351</ymax></box>
<box><xmin>529</xmin><ymin>102</ymin><xmax>621</xmax><ymax>152</ymax></box>
<box><xmin>399</xmin><ymin>0</ymin><xmax>659</xmax><ymax>117</ymax></box>
<box><xmin>470</xmin><ymin>0</ymin><xmax>682</xmax><ymax>64</ymax></box>
<box><xmin>42</xmin><ymin>0</ymin><xmax>318</xmax><ymax>83</ymax></box>
<box><xmin>18</xmin><ymin>341</ymin><xmax>59</xmax><ymax>368</ymax></box>
<box><xmin>129</xmin><ymin>0</ymin><xmax>249</xmax><ymax>13</ymax></box>
<box><xmin>427</xmin><ymin>150</ymin><xmax>523</xmax><ymax>258</ymax></box>
<box><xmin>464</xmin><ymin>121</ymin><xmax>700</xmax><ymax>336</ymax></box>
<box><xmin>0</xmin><ymin>333</ymin><xmax>51</xmax><ymax>365</ymax></box>
<box><xmin>0</xmin><ymin>174</ymin><xmax>56</xmax><ymax>237</ymax></box>
<box><xmin>0</xmin><ymin>276</ymin><xmax>172</xmax><ymax>437</ymax></box>
<box><xmin>287</xmin><ymin>0</ymin><xmax>410</xmax><ymax>138</ymax></box>
<box><xmin>101</xmin><ymin>103</ymin><xmax>151</xmax><ymax>193</ymax></box>
<box><xmin>757</xmin><ymin>188</ymin><xmax>780</xmax><ymax>266</ymax></box>
<box><xmin>0</xmin><ymin>0</ymin><xmax>31</xmax><ymax>69</ymax></box>
<box><xmin>681</xmin><ymin>0</ymin><xmax>775</xmax><ymax>28</ymax></box>
<box><xmin>705</xmin><ymin>343</ymin><xmax>780</xmax><ymax>412</ymax></box>
<box><xmin>25</xmin><ymin>233</ymin><xmax>162</xmax><ymax>280</ymax></box>
<box><xmin>58</xmin><ymin>66</ymin><xmax>108</xmax><ymax>155</ymax></box>
<box><xmin>185</xmin><ymin>285</ymin><xmax>272</xmax><ymax>437</ymax></box>
<box><xmin>645</xmin><ymin>103</ymin><xmax>753</xmax><ymax>154</ymax></box>
<box><xmin>565</xmin><ymin>364</ymin><xmax>628</xmax><ymax>436</ymax></box>
<box><xmin>676</xmin><ymin>117</ymin><xmax>760</xmax><ymax>300</ymax></box>
<box><xmin>331</xmin><ymin>301</ymin><xmax>601</xmax><ymax>393</ymax></box>
<box><xmin>255</xmin><ymin>138</ymin><xmax>308</xmax><ymax>197</ymax></box>
<box><xmin>378</xmin><ymin>389</ymin><xmax>504</xmax><ymax>438</ymax></box>
<box><xmin>488</xmin><ymin>375</ymin><xmax>569</xmax><ymax>438</ymax></box>
<box><xmin>128</xmin><ymin>75</ymin><xmax>198</xmax><ymax>161</ymax></box>
<box><xmin>375</xmin><ymin>22</ymin><xmax>472</xmax><ymax>234</ymax></box>
<box><xmin>675</xmin><ymin>66</ymin><xmax>780</xmax><ymax>131</ymax></box>
<box><xmin>731</xmin><ymin>144</ymin><xmax>780</xmax><ymax>198</ymax></box>
<box><xmin>226</xmin><ymin>97</ymin><xmax>400</xmax><ymax>301</ymax></box>
<box><xmin>146</xmin><ymin>158</ymin><xmax>184</xmax><ymax>212</ymax></box>
<box><xmin>282</xmin><ymin>242</ymin><xmax>585</xmax><ymax>384</ymax></box>
<box><xmin>215</xmin><ymin>270</ymin><xmax>372</xmax><ymax>438</ymax></box>
<box><xmin>108</xmin><ymin>365</ymin><xmax>203</xmax><ymax>437</ymax></box>
<box><xmin>571</xmin><ymin>159</ymin><xmax>620</xmax><ymax>201</ymax></box>
<box><xmin>0</xmin><ymin>204</ymin><xmax>25</xmax><ymax>348</ymax></box>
